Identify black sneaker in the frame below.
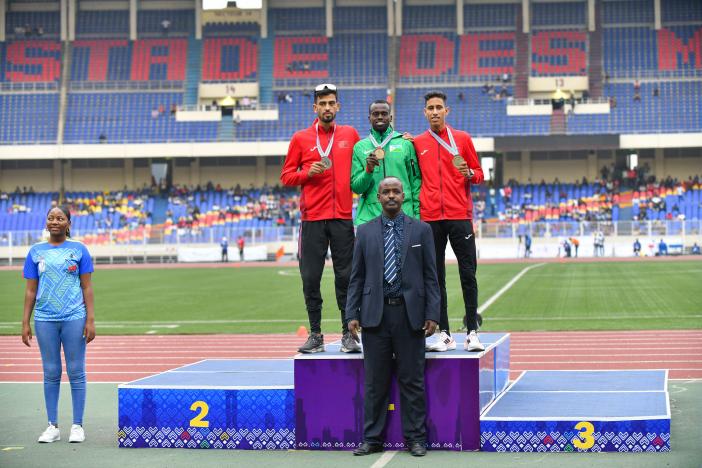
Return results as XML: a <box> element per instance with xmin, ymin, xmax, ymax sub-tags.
<box><xmin>340</xmin><ymin>331</ymin><xmax>361</xmax><ymax>353</ymax></box>
<box><xmin>298</xmin><ymin>333</ymin><xmax>324</xmax><ymax>353</ymax></box>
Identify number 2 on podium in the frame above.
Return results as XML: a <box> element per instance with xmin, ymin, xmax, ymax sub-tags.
<box><xmin>189</xmin><ymin>401</ymin><xmax>210</xmax><ymax>427</ymax></box>
<box><xmin>573</xmin><ymin>421</ymin><xmax>595</xmax><ymax>449</ymax></box>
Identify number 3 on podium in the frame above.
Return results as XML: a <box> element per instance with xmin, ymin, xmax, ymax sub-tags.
<box><xmin>572</xmin><ymin>421</ymin><xmax>595</xmax><ymax>449</ymax></box>
<box><xmin>190</xmin><ymin>401</ymin><xmax>210</xmax><ymax>428</ymax></box>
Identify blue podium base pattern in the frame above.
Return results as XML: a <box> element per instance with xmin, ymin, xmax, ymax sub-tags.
<box><xmin>480</xmin><ymin>420</ymin><xmax>670</xmax><ymax>452</ymax></box>
<box><xmin>118</xmin><ymin>426</ymin><xmax>296</xmax><ymax>449</ymax></box>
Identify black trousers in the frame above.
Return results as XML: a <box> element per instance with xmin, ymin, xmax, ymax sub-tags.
<box><xmin>298</xmin><ymin>219</ymin><xmax>354</xmax><ymax>334</ymax></box>
<box><xmin>361</xmin><ymin>302</ymin><xmax>426</xmax><ymax>445</ymax></box>
<box><xmin>428</xmin><ymin>220</ymin><xmax>479</xmax><ymax>333</ymax></box>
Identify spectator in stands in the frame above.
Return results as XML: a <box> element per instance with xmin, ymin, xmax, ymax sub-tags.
<box><xmin>609</xmin><ymin>96</ymin><xmax>617</xmax><ymax>109</ymax></box>
<box><xmin>633</xmin><ymin>80</ymin><xmax>640</xmax><ymax>93</ymax></box>
<box><xmin>633</xmin><ymin>238</ymin><xmax>641</xmax><ymax>256</ymax></box>
<box><xmin>502</xmin><ymin>73</ymin><xmax>510</xmax><ymax>83</ymax></box>
<box><xmin>412</xmin><ymin>90</ymin><xmax>485</xmax><ymax>353</ymax></box>
<box><xmin>458</xmin><ymin>92</ymin><xmax>465</xmax><ymax>102</ymax></box>
<box><xmin>161</xmin><ymin>19</ymin><xmax>171</xmax><ymax>34</ymax></box>
<box><xmin>22</xmin><ymin>206</ymin><xmax>95</xmax><ymax>444</ymax></box>
<box><xmin>280</xmin><ymin>83</ymin><xmax>360</xmax><ymax>354</ymax></box>
<box><xmin>14</xmin><ymin>26</ymin><xmax>25</xmax><ymax>36</ymax></box>
<box><xmin>692</xmin><ymin>243</ymin><xmax>701</xmax><ymax>255</ymax></box>
<box><xmin>653</xmin><ymin>86</ymin><xmax>659</xmax><ymax>98</ymax></box>
<box><xmin>36</xmin><ymin>26</ymin><xmax>44</xmax><ymax>37</ymax></box>
<box><xmin>658</xmin><ymin>239</ymin><xmax>668</xmax><ymax>256</ymax></box>
<box><xmin>99</xmin><ymin>134</ymin><xmax>107</xmax><ymax>143</ymax></box>
<box><xmin>151</xmin><ymin>108</ymin><xmax>159</xmax><ymax>119</ymax></box>
<box><xmin>351</xmin><ymin>99</ymin><xmax>420</xmax><ymax>225</ymax></box>
<box><xmin>234</xmin><ymin>113</ymin><xmax>241</xmax><ymax>126</ymax></box>
<box><xmin>285</xmin><ymin>93</ymin><xmax>293</xmax><ymax>104</ymax></box>
<box><xmin>170</xmin><ymin>104</ymin><xmax>177</xmax><ymax>116</ymax></box>
<box><xmin>633</xmin><ymin>92</ymin><xmax>641</xmax><ymax>102</ymax></box>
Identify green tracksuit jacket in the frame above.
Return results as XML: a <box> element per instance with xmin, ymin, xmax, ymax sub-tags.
<box><xmin>350</xmin><ymin>127</ymin><xmax>421</xmax><ymax>225</ymax></box>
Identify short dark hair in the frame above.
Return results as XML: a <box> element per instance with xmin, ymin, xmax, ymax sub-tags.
<box><xmin>424</xmin><ymin>91</ymin><xmax>447</xmax><ymax>105</ymax></box>
<box><xmin>379</xmin><ymin>176</ymin><xmax>404</xmax><ymax>191</ymax></box>
<box><xmin>368</xmin><ymin>99</ymin><xmax>390</xmax><ymax>114</ymax></box>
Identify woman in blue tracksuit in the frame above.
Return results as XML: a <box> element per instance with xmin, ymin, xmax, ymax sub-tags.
<box><xmin>22</xmin><ymin>206</ymin><xmax>95</xmax><ymax>443</ymax></box>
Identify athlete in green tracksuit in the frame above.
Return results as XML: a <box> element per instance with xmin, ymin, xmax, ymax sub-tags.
<box><xmin>351</xmin><ymin>100</ymin><xmax>421</xmax><ymax>225</ymax></box>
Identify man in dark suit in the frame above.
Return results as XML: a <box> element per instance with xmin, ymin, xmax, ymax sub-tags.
<box><xmin>346</xmin><ymin>177</ymin><xmax>440</xmax><ymax>457</ymax></box>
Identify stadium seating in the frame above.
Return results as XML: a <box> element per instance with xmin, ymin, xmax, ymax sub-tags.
<box><xmin>269</xmin><ymin>8</ymin><xmax>325</xmax><ymax>33</ymax></box>
<box><xmin>661</xmin><ymin>0</ymin><xmax>702</xmax><ymax>23</ymax></box>
<box><xmin>202</xmin><ymin>37</ymin><xmax>258</xmax><ymax>81</ymax></box>
<box><xmin>5</xmin><ymin>11</ymin><xmax>60</xmax><ymax>38</ymax></box>
<box><xmin>403</xmin><ymin>5</ymin><xmax>455</xmax><ymax>31</ymax></box>
<box><xmin>0</xmin><ymin>93</ymin><xmax>58</xmax><ymax>143</ymax></box>
<box><xmin>603</xmin><ymin>26</ymin><xmax>702</xmax><ymax>75</ymax></box>
<box><xmin>531</xmin><ymin>1</ymin><xmax>586</xmax><ymax>28</ymax></box>
<box><xmin>76</xmin><ymin>10</ymin><xmax>129</xmax><ymax>37</ymax></box>
<box><xmin>1</xmin><ymin>40</ymin><xmax>61</xmax><ymax>82</ymax></box>
<box><xmin>531</xmin><ymin>31</ymin><xmax>588</xmax><ymax>76</ymax></box>
<box><xmin>137</xmin><ymin>9</ymin><xmax>195</xmax><ymax>36</ymax></box>
<box><xmin>63</xmin><ymin>92</ymin><xmax>217</xmax><ymax>143</ymax></box>
<box><xmin>333</xmin><ymin>7</ymin><xmax>386</xmax><ymax>32</ymax></box>
<box><xmin>602</xmin><ymin>0</ymin><xmax>654</xmax><ymax>25</ymax></box>
<box><xmin>234</xmin><ymin>88</ymin><xmax>386</xmax><ymax>141</ymax></box>
<box><xmin>0</xmin><ymin>4</ymin><xmax>700</xmax><ymax>144</ymax></box>
<box><xmin>463</xmin><ymin>3</ymin><xmax>517</xmax><ymax>30</ymax></box>
<box><xmin>397</xmin><ymin>33</ymin><xmax>516</xmax><ymax>81</ymax></box>
<box><xmin>567</xmin><ymin>81</ymin><xmax>702</xmax><ymax>134</ymax></box>
<box><xmin>394</xmin><ymin>87</ymin><xmax>551</xmax><ymax>137</ymax></box>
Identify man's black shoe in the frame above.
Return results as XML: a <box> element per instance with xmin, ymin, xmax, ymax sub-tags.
<box><xmin>353</xmin><ymin>442</ymin><xmax>383</xmax><ymax>456</ymax></box>
<box><xmin>408</xmin><ymin>442</ymin><xmax>427</xmax><ymax>457</ymax></box>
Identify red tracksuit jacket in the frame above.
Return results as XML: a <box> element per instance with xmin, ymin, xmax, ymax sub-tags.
<box><xmin>280</xmin><ymin>119</ymin><xmax>360</xmax><ymax>221</ymax></box>
<box><xmin>413</xmin><ymin>126</ymin><xmax>484</xmax><ymax>221</ymax></box>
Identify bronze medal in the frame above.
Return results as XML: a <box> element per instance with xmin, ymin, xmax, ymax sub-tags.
<box><xmin>374</xmin><ymin>147</ymin><xmax>385</xmax><ymax>160</ymax></box>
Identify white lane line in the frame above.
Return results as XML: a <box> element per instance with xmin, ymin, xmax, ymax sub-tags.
<box><xmin>478</xmin><ymin>263</ymin><xmax>546</xmax><ymax>316</ymax></box>
<box><xmin>370</xmin><ymin>451</ymin><xmax>397</xmax><ymax>468</ymax></box>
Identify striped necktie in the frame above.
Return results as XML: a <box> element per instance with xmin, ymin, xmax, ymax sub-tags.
<box><xmin>384</xmin><ymin>220</ymin><xmax>398</xmax><ymax>284</ymax></box>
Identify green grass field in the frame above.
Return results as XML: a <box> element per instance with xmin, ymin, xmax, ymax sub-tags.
<box><xmin>1</xmin><ymin>260</ymin><xmax>701</xmax><ymax>335</ymax></box>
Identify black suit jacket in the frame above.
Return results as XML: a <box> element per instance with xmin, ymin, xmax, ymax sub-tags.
<box><xmin>345</xmin><ymin>214</ymin><xmax>440</xmax><ymax>331</ymax></box>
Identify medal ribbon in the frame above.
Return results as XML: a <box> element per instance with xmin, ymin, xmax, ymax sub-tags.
<box><xmin>429</xmin><ymin>127</ymin><xmax>459</xmax><ymax>156</ymax></box>
<box><xmin>315</xmin><ymin>123</ymin><xmax>336</xmax><ymax>160</ymax></box>
<box><xmin>368</xmin><ymin>131</ymin><xmax>394</xmax><ymax>151</ymax></box>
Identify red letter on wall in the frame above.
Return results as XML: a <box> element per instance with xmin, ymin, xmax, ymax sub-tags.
<box><xmin>398</xmin><ymin>35</ymin><xmax>455</xmax><ymax>77</ymax></box>
<box><xmin>202</xmin><ymin>38</ymin><xmax>258</xmax><ymax>81</ymax></box>
<box><xmin>5</xmin><ymin>41</ymin><xmax>61</xmax><ymax>82</ymax></box>
<box><xmin>130</xmin><ymin>39</ymin><xmax>187</xmax><ymax>81</ymax></box>
<box><xmin>531</xmin><ymin>31</ymin><xmax>587</xmax><ymax>75</ymax></box>
<box><xmin>460</xmin><ymin>33</ymin><xmax>515</xmax><ymax>76</ymax></box>
<box><xmin>73</xmin><ymin>40</ymin><xmax>129</xmax><ymax>81</ymax></box>
<box><xmin>657</xmin><ymin>28</ymin><xmax>702</xmax><ymax>70</ymax></box>
<box><xmin>273</xmin><ymin>36</ymin><xmax>328</xmax><ymax>79</ymax></box>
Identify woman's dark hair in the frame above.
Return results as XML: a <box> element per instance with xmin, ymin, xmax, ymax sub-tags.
<box><xmin>47</xmin><ymin>205</ymin><xmax>72</xmax><ymax>237</ymax></box>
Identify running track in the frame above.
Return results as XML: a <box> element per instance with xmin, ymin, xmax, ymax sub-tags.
<box><xmin>1</xmin><ymin>330</ymin><xmax>700</xmax><ymax>382</ymax></box>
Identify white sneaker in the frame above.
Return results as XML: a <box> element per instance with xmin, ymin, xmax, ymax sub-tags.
<box><xmin>425</xmin><ymin>331</ymin><xmax>456</xmax><ymax>352</ymax></box>
<box><xmin>69</xmin><ymin>424</ymin><xmax>85</xmax><ymax>443</ymax></box>
<box><xmin>465</xmin><ymin>330</ymin><xmax>485</xmax><ymax>352</ymax></box>
<box><xmin>38</xmin><ymin>424</ymin><xmax>60</xmax><ymax>443</ymax></box>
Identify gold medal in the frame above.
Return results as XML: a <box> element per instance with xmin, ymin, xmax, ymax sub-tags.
<box><xmin>374</xmin><ymin>148</ymin><xmax>385</xmax><ymax>160</ymax></box>
<box><xmin>452</xmin><ymin>155</ymin><xmax>464</xmax><ymax>168</ymax></box>
<box><xmin>321</xmin><ymin>157</ymin><xmax>332</xmax><ymax>169</ymax></box>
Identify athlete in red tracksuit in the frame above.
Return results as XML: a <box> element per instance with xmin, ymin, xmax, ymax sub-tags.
<box><xmin>412</xmin><ymin>90</ymin><xmax>485</xmax><ymax>352</ymax></box>
<box><xmin>280</xmin><ymin>84</ymin><xmax>360</xmax><ymax>354</ymax></box>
